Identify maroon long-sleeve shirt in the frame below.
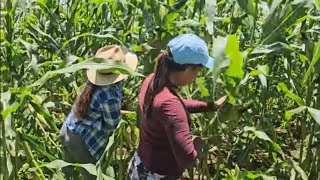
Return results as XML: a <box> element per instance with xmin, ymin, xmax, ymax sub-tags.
<box><xmin>137</xmin><ymin>74</ymin><xmax>210</xmax><ymax>177</ymax></box>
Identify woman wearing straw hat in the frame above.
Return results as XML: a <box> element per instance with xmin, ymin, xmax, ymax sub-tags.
<box><xmin>127</xmin><ymin>34</ymin><xmax>226</xmax><ymax>179</ymax></box>
<box><xmin>60</xmin><ymin>45</ymin><xmax>138</xmax><ymax>179</ymax></box>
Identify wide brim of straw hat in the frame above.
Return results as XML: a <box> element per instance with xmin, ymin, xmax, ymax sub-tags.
<box><xmin>86</xmin><ymin>46</ymin><xmax>138</xmax><ymax>86</ymax></box>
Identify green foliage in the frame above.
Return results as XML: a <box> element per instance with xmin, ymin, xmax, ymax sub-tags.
<box><xmin>226</xmin><ymin>35</ymin><xmax>244</xmax><ymax>79</ymax></box>
<box><xmin>1</xmin><ymin>0</ymin><xmax>319</xmax><ymax>179</ymax></box>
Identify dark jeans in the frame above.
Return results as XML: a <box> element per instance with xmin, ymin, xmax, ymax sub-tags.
<box><xmin>60</xmin><ymin>122</ymin><xmax>97</xmax><ymax>180</ymax></box>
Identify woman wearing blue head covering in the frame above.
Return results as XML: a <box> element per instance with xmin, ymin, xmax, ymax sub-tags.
<box><xmin>127</xmin><ymin>34</ymin><xmax>226</xmax><ymax>179</ymax></box>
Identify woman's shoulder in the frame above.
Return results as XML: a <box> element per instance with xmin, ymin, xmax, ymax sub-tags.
<box><xmin>139</xmin><ymin>73</ymin><xmax>154</xmax><ymax>94</ymax></box>
<box><xmin>142</xmin><ymin>73</ymin><xmax>154</xmax><ymax>85</ymax></box>
<box><xmin>153</xmin><ymin>87</ymin><xmax>180</xmax><ymax>108</ymax></box>
<box><xmin>95</xmin><ymin>82</ymin><xmax>122</xmax><ymax>101</ymax></box>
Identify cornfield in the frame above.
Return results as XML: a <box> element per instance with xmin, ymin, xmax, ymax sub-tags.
<box><xmin>1</xmin><ymin>0</ymin><xmax>320</xmax><ymax>179</ymax></box>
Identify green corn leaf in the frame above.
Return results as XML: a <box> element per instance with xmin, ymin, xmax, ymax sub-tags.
<box><xmin>303</xmin><ymin>39</ymin><xmax>320</xmax><ymax>84</ymax></box>
<box><xmin>254</xmin><ymin>130</ymin><xmax>272</xmax><ymax>142</ymax></box>
<box><xmin>250</xmin><ymin>65</ymin><xmax>269</xmax><ymax>88</ymax></box>
<box><xmin>212</xmin><ymin>36</ymin><xmax>228</xmax><ymax>59</ymax></box>
<box><xmin>277</xmin><ymin>82</ymin><xmax>304</xmax><ymax>106</ymax></box>
<box><xmin>97</xmin><ymin>120</ymin><xmax>127</xmax><ymax>166</ymax></box>
<box><xmin>307</xmin><ymin>107</ymin><xmax>320</xmax><ymax>125</ymax></box>
<box><xmin>195</xmin><ymin>78</ymin><xmax>209</xmax><ymax>97</ymax></box>
<box><xmin>88</xmin><ymin>0</ymin><xmax>111</xmax><ymax>3</ymax></box>
<box><xmin>105</xmin><ymin>166</ymin><xmax>115</xmax><ymax>178</ymax></box>
<box><xmin>244</xmin><ymin>127</ymin><xmax>277</xmax><ymax>145</ymax></box>
<box><xmin>261</xmin><ymin>174</ymin><xmax>277</xmax><ymax>180</ymax></box>
<box><xmin>25</xmin><ymin>23</ymin><xmax>59</xmax><ymax>48</ymax></box>
<box><xmin>166</xmin><ymin>12</ymin><xmax>179</xmax><ymax>30</ymax></box>
<box><xmin>285</xmin><ymin>106</ymin><xmax>307</xmax><ymax>120</ymax></box>
<box><xmin>23</xmin><ymin>133</ymin><xmax>56</xmax><ymax>160</ymax></box>
<box><xmin>262</xmin><ymin>0</ymin><xmax>308</xmax><ymax>44</ymax></box>
<box><xmin>226</xmin><ymin>35</ymin><xmax>244</xmax><ymax>79</ymax></box>
<box><xmin>175</xmin><ymin>19</ymin><xmax>202</xmax><ymax>28</ymax></box>
<box><xmin>250</xmin><ymin>70</ymin><xmax>263</xmax><ymax>76</ymax></box>
<box><xmin>1</xmin><ymin>102</ymin><xmax>20</xmax><ymax>121</ymax></box>
<box><xmin>62</xmin><ymin>32</ymin><xmax>121</xmax><ymax>48</ymax></box>
<box><xmin>236</xmin><ymin>0</ymin><xmax>257</xmax><ymax>17</ymax></box>
<box><xmin>314</xmin><ymin>0</ymin><xmax>320</xmax><ymax>10</ymax></box>
<box><xmin>246</xmin><ymin>172</ymin><xmax>260</xmax><ymax>179</ymax></box>
<box><xmin>97</xmin><ymin>166</ymin><xmax>115</xmax><ymax>180</ymax></box>
<box><xmin>73</xmin><ymin>163</ymin><xmax>97</xmax><ymax>176</ymax></box>
<box><xmin>36</xmin><ymin>0</ymin><xmax>60</xmax><ymax>26</ymax></box>
<box><xmin>30</xmin><ymin>59</ymin><xmax>143</xmax><ymax>87</ymax></box>
<box><xmin>205</xmin><ymin>0</ymin><xmax>216</xmax><ymax>35</ymax></box>
<box><xmin>33</xmin><ymin>160</ymin><xmax>110</xmax><ymax>177</ymax></box>
<box><xmin>272</xmin><ymin>142</ymin><xmax>282</xmax><ymax>154</ymax></box>
<box><xmin>284</xmin><ymin>106</ymin><xmax>320</xmax><ymax>125</ymax></box>
<box><xmin>0</xmin><ymin>29</ymin><xmax>5</xmax><ymax>41</ymax></box>
<box><xmin>290</xmin><ymin>159</ymin><xmax>308</xmax><ymax>180</ymax></box>
<box><xmin>0</xmin><ymin>91</ymin><xmax>16</xmax><ymax>138</ymax></box>
<box><xmin>37</xmin><ymin>160</ymin><xmax>71</xmax><ymax>169</ymax></box>
<box><xmin>258</xmin><ymin>75</ymin><xmax>267</xmax><ymax>88</ymax></box>
<box><xmin>1</xmin><ymin>92</ymin><xmax>26</xmax><ymax>120</ymax></box>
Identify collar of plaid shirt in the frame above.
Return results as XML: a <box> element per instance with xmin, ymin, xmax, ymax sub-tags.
<box><xmin>66</xmin><ymin>82</ymin><xmax>123</xmax><ymax>160</ymax></box>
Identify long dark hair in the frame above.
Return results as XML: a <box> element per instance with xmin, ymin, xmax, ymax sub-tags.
<box><xmin>143</xmin><ymin>50</ymin><xmax>199</xmax><ymax>119</ymax></box>
<box><xmin>74</xmin><ymin>81</ymin><xmax>100</xmax><ymax>119</ymax></box>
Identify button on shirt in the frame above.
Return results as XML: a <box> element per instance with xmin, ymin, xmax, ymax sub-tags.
<box><xmin>66</xmin><ymin>83</ymin><xmax>122</xmax><ymax>160</ymax></box>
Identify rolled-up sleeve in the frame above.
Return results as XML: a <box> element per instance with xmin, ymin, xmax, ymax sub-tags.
<box><xmin>182</xmin><ymin>99</ymin><xmax>209</xmax><ymax>113</ymax></box>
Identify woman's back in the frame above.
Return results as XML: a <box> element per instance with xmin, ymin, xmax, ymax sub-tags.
<box><xmin>137</xmin><ymin>74</ymin><xmax>197</xmax><ymax>177</ymax></box>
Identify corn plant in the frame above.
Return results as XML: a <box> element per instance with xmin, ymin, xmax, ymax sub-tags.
<box><xmin>1</xmin><ymin>0</ymin><xmax>319</xmax><ymax>179</ymax></box>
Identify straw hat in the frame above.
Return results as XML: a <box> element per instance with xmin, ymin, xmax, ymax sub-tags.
<box><xmin>86</xmin><ymin>45</ymin><xmax>138</xmax><ymax>86</ymax></box>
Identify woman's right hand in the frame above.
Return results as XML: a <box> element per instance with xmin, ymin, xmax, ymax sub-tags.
<box><xmin>192</xmin><ymin>135</ymin><xmax>207</xmax><ymax>153</ymax></box>
<box><xmin>207</xmin><ymin>95</ymin><xmax>227</xmax><ymax>112</ymax></box>
<box><xmin>215</xmin><ymin>95</ymin><xmax>227</xmax><ymax>109</ymax></box>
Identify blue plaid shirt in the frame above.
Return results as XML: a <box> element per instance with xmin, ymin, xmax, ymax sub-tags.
<box><xmin>66</xmin><ymin>82</ymin><xmax>122</xmax><ymax>160</ymax></box>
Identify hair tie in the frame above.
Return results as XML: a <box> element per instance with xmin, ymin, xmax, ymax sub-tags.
<box><xmin>161</xmin><ymin>50</ymin><xmax>174</xmax><ymax>61</ymax></box>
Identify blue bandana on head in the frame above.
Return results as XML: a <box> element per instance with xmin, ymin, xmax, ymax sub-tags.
<box><xmin>168</xmin><ymin>34</ymin><xmax>214</xmax><ymax>69</ymax></box>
